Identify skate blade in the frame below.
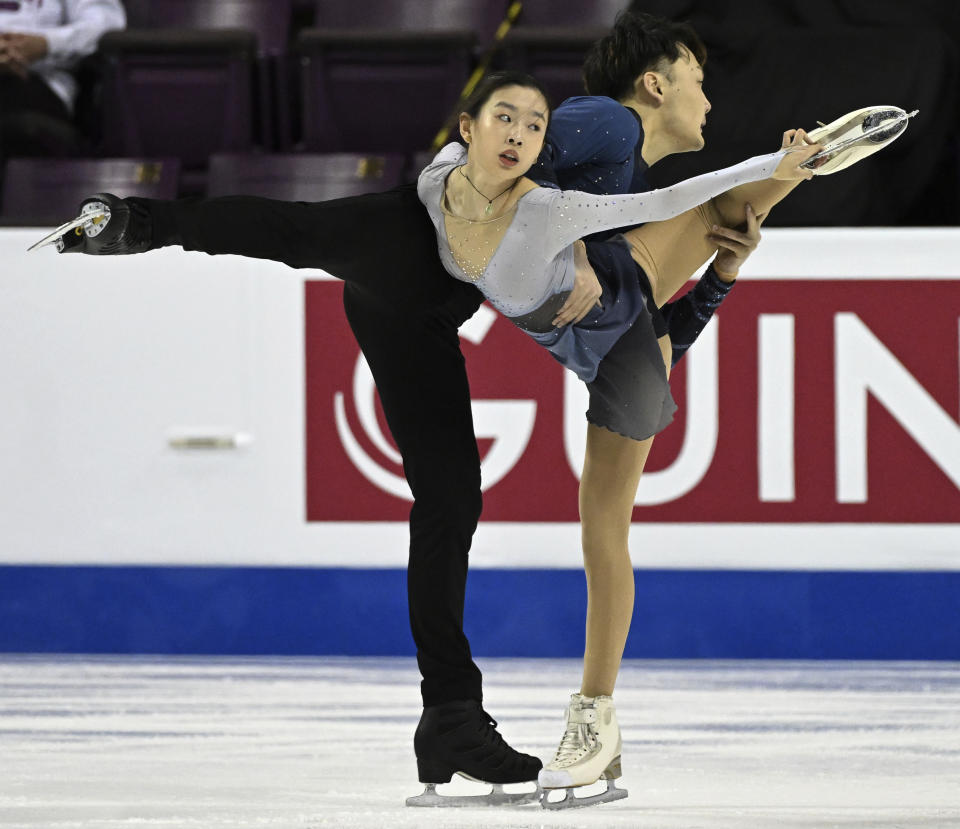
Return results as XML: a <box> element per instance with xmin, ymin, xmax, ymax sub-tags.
<box><xmin>27</xmin><ymin>211</ymin><xmax>109</xmax><ymax>252</ymax></box>
<box><xmin>406</xmin><ymin>781</ymin><xmax>541</xmax><ymax>808</ymax></box>
<box><xmin>800</xmin><ymin>109</ymin><xmax>917</xmax><ymax>170</ymax></box>
<box><xmin>541</xmin><ymin>779</ymin><xmax>628</xmax><ymax>810</ymax></box>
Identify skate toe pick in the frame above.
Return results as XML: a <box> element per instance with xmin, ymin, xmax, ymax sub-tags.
<box><xmin>538</xmin><ymin>767</ymin><xmax>574</xmax><ymax>788</ymax></box>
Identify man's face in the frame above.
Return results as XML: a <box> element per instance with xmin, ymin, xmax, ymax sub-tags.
<box><xmin>659</xmin><ymin>47</ymin><xmax>711</xmax><ymax>153</ymax></box>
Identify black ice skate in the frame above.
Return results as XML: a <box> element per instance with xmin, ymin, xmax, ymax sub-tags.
<box><xmin>405</xmin><ymin>699</ymin><xmax>542</xmax><ymax>807</ymax></box>
<box><xmin>28</xmin><ymin>193</ymin><xmax>152</xmax><ymax>255</ymax></box>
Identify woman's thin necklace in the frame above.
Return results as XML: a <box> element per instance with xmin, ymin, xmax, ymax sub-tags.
<box><xmin>458</xmin><ymin>166</ymin><xmax>517</xmax><ymax>216</ymax></box>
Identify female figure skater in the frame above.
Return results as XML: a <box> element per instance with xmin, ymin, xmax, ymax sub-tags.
<box><xmin>33</xmin><ymin>65</ymin><xmax>905</xmax><ymax>809</ymax></box>
<box><xmin>416</xmin><ymin>70</ymin><xmax>820</xmax><ymax>807</ymax></box>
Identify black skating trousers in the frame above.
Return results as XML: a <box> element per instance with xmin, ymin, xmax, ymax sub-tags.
<box><xmin>140</xmin><ymin>183</ymin><xmax>487</xmax><ymax>706</ymax></box>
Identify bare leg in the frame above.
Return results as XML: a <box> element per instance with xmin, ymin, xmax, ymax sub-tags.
<box><xmin>578</xmin><ymin>336</ymin><xmax>672</xmax><ymax>697</ymax></box>
<box><xmin>624</xmin><ymin>180</ymin><xmax>803</xmax><ymax>307</ymax></box>
<box><xmin>712</xmin><ymin>178</ymin><xmax>803</xmax><ymax>228</ymax></box>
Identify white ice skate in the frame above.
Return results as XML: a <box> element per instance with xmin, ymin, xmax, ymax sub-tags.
<box><xmin>801</xmin><ymin>105</ymin><xmax>917</xmax><ymax>175</ymax></box>
<box><xmin>539</xmin><ymin>693</ymin><xmax>628</xmax><ymax>810</ymax></box>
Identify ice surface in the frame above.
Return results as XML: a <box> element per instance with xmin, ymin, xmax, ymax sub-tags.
<box><xmin>2</xmin><ymin>657</ymin><xmax>959</xmax><ymax>828</ymax></box>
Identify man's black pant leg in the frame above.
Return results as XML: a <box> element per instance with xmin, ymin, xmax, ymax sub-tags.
<box><xmin>342</xmin><ymin>286</ymin><xmax>484</xmax><ymax>706</ymax></box>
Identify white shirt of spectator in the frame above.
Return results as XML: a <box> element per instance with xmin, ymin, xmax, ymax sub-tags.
<box><xmin>0</xmin><ymin>0</ymin><xmax>125</xmax><ymax>112</ymax></box>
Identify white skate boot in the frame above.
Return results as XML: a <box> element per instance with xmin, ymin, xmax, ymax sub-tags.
<box><xmin>538</xmin><ymin>693</ymin><xmax>628</xmax><ymax>810</ymax></box>
<box><xmin>801</xmin><ymin>105</ymin><xmax>917</xmax><ymax>175</ymax></box>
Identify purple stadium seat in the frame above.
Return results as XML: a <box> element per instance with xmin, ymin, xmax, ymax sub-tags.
<box><xmin>297</xmin><ymin>0</ymin><xmax>508</xmax><ymax>152</ymax></box>
<box><xmin>130</xmin><ymin>0</ymin><xmax>292</xmax><ymax>56</ymax></box>
<box><xmin>98</xmin><ymin>1</ymin><xmax>294</xmax><ymax>178</ymax></box>
<box><xmin>314</xmin><ymin>0</ymin><xmax>507</xmax><ymax>46</ymax></box>
<box><xmin>512</xmin><ymin>0</ymin><xmax>630</xmax><ymax>27</ymax></box>
<box><xmin>207</xmin><ymin>153</ymin><xmax>406</xmax><ymax>200</ymax></box>
<box><xmin>501</xmin><ymin>0</ymin><xmax>630</xmax><ymax>103</ymax></box>
<box><xmin>128</xmin><ymin>0</ymin><xmax>295</xmax><ymax>151</ymax></box>
<box><xmin>0</xmin><ymin>158</ymin><xmax>179</xmax><ymax>226</ymax></box>
<box><xmin>98</xmin><ymin>30</ymin><xmax>258</xmax><ymax>175</ymax></box>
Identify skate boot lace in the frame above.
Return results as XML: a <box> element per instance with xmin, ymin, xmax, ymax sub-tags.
<box><xmin>552</xmin><ymin>710</ymin><xmax>599</xmax><ymax>767</ymax></box>
<box><xmin>478</xmin><ymin>709</ymin><xmax>504</xmax><ymax>743</ymax></box>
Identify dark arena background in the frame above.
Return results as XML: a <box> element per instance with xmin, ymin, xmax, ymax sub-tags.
<box><xmin>2</xmin><ymin>1</ymin><xmax>959</xmax><ymax>826</ymax></box>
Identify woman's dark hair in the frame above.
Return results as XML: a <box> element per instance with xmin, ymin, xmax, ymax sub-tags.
<box><xmin>582</xmin><ymin>11</ymin><xmax>707</xmax><ymax>101</ymax></box>
<box><xmin>461</xmin><ymin>70</ymin><xmax>553</xmax><ymax>122</ymax></box>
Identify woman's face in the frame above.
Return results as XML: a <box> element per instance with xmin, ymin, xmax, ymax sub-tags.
<box><xmin>461</xmin><ymin>84</ymin><xmax>549</xmax><ymax>177</ymax></box>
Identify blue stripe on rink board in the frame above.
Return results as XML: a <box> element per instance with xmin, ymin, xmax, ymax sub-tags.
<box><xmin>0</xmin><ymin>566</ymin><xmax>958</xmax><ymax>659</ymax></box>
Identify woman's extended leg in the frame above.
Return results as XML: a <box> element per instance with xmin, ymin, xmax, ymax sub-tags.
<box><xmin>624</xmin><ymin>175</ymin><xmax>801</xmax><ymax>307</ymax></box>
<box><xmin>711</xmin><ymin>177</ymin><xmax>803</xmax><ymax>230</ymax></box>
<box><xmin>626</xmin><ymin>132</ymin><xmax>811</xmax><ymax>306</ymax></box>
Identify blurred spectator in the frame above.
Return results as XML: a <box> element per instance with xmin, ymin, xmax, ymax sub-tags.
<box><xmin>0</xmin><ymin>0</ymin><xmax>125</xmax><ymax>160</ymax></box>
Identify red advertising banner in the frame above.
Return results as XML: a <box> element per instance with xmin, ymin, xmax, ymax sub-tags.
<box><xmin>306</xmin><ymin>279</ymin><xmax>960</xmax><ymax>523</ymax></box>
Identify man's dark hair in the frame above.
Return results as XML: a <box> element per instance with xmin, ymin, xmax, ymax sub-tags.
<box><xmin>582</xmin><ymin>11</ymin><xmax>707</xmax><ymax>101</ymax></box>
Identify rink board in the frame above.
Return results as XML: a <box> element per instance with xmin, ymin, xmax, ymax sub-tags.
<box><xmin>2</xmin><ymin>566</ymin><xmax>959</xmax><ymax>659</ymax></box>
<box><xmin>1</xmin><ymin>228</ymin><xmax>958</xmax><ymax>657</ymax></box>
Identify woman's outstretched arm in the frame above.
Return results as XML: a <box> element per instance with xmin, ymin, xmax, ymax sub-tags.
<box><xmin>542</xmin><ymin>151</ymin><xmax>790</xmax><ymax>257</ymax></box>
